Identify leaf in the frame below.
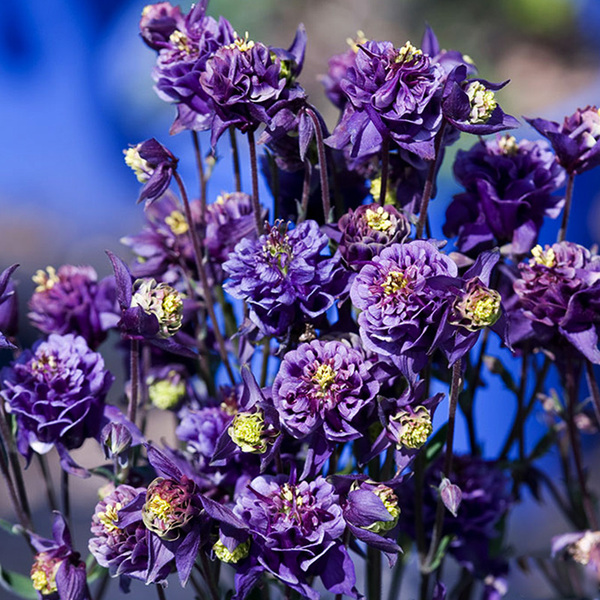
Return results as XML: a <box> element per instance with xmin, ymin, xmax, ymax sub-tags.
<box><xmin>0</xmin><ymin>564</ymin><xmax>37</xmax><ymax>600</ymax></box>
<box><xmin>528</xmin><ymin>429</ymin><xmax>557</xmax><ymax>462</ymax></box>
<box><xmin>425</xmin><ymin>424</ymin><xmax>448</xmax><ymax>464</ymax></box>
<box><xmin>428</xmin><ymin>534</ymin><xmax>454</xmax><ymax>572</ymax></box>
<box><xmin>483</xmin><ymin>356</ymin><xmax>518</xmax><ymax>394</ymax></box>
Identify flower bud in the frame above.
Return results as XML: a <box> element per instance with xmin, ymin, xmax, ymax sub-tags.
<box><xmin>439</xmin><ymin>477</ymin><xmax>462</xmax><ymax>517</ymax></box>
<box><xmin>452</xmin><ymin>278</ymin><xmax>501</xmax><ymax>331</ymax></box>
<box><xmin>131</xmin><ymin>279</ymin><xmax>183</xmax><ymax>338</ymax></box>
<box><xmin>391</xmin><ymin>405</ymin><xmax>433</xmax><ymax>449</ymax></box>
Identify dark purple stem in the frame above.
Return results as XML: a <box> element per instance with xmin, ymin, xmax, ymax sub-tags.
<box><xmin>557</xmin><ymin>172</ymin><xmax>575</xmax><ymax>243</ymax></box>
<box><xmin>128</xmin><ymin>338</ymin><xmax>139</xmax><ymax>425</ymax></box>
<box><xmin>305</xmin><ymin>107</ymin><xmax>332</xmax><ymax>223</ymax></box>
<box><xmin>191</xmin><ymin>131</ymin><xmax>207</xmax><ymax>218</ymax></box>
<box><xmin>585</xmin><ymin>359</ymin><xmax>600</xmax><ymax>427</ymax></box>
<box><xmin>379</xmin><ymin>137</ymin><xmax>390</xmax><ymax>206</ymax></box>
<box><xmin>229</xmin><ymin>127</ymin><xmax>242</xmax><ymax>193</ymax></box>
<box><xmin>247</xmin><ymin>128</ymin><xmax>263</xmax><ymax>235</ymax></box>
<box><xmin>299</xmin><ymin>159</ymin><xmax>312</xmax><ymax>222</ymax></box>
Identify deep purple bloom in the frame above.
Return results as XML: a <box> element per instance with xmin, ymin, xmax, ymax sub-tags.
<box><xmin>200</xmin><ymin>27</ymin><xmax>307</xmax><ymax>146</ymax></box>
<box><xmin>124</xmin><ymin>138</ymin><xmax>178</xmax><ymax>205</ymax></box>
<box><xmin>1</xmin><ymin>334</ymin><xmax>113</xmax><ymax>474</ymax></box>
<box><xmin>326</xmin><ymin>40</ymin><xmax>445</xmax><ymax>160</ymax></box>
<box><xmin>0</xmin><ymin>264</ymin><xmax>19</xmax><ymax>348</ymax></box>
<box><xmin>336</xmin><ymin>203</ymin><xmax>410</xmax><ymax>267</ymax></box>
<box><xmin>89</xmin><ymin>484</ymin><xmax>150</xmax><ymax>583</ymax></box>
<box><xmin>28</xmin><ymin>265</ymin><xmax>117</xmax><ymax>350</ymax></box>
<box><xmin>350</xmin><ymin>240</ymin><xmax>459</xmax><ymax>375</ymax></box>
<box><xmin>272</xmin><ymin>339</ymin><xmax>379</xmax><ymax>443</ymax></box>
<box><xmin>30</xmin><ymin>512</ymin><xmax>90</xmax><ymax>600</ymax></box>
<box><xmin>223</xmin><ymin>220</ymin><xmax>345</xmax><ymax>337</ymax></box>
<box><xmin>141</xmin><ymin>1</ymin><xmax>236</xmax><ymax>134</ymax></box>
<box><xmin>210</xmin><ymin>473</ymin><xmax>358</xmax><ymax>600</ymax></box>
<box><xmin>444</xmin><ymin>135</ymin><xmax>565</xmax><ymax>255</ymax></box>
<box><xmin>526</xmin><ymin>106</ymin><xmax>600</xmax><ymax>175</ymax></box>
<box><xmin>510</xmin><ymin>242</ymin><xmax>600</xmax><ymax>363</ymax></box>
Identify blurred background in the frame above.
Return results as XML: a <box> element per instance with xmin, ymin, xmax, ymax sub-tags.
<box><xmin>2</xmin><ymin>0</ymin><xmax>600</xmax><ymax>597</ymax></box>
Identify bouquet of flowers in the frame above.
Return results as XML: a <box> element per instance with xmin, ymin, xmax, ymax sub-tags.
<box><xmin>1</xmin><ymin>2</ymin><xmax>600</xmax><ymax>599</ymax></box>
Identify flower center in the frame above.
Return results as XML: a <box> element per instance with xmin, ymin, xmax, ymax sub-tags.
<box><xmin>213</xmin><ymin>538</ymin><xmax>251</xmax><ymax>564</ymax></box>
<box><xmin>531</xmin><ymin>244</ymin><xmax>556</xmax><ymax>268</ymax></box>
<box><xmin>498</xmin><ymin>134</ymin><xmax>519</xmax><ymax>155</ymax></box>
<box><xmin>98</xmin><ymin>502</ymin><xmax>122</xmax><ymax>533</ymax></box>
<box><xmin>228</xmin><ymin>410</ymin><xmax>272</xmax><ymax>453</ymax></box>
<box><xmin>32</xmin><ymin>266</ymin><xmax>59</xmax><ymax>292</ymax></box>
<box><xmin>124</xmin><ymin>145</ymin><xmax>151</xmax><ymax>183</ymax></box>
<box><xmin>131</xmin><ymin>279</ymin><xmax>184</xmax><ymax>338</ymax></box>
<box><xmin>31</xmin><ymin>553</ymin><xmax>61</xmax><ymax>595</ymax></box>
<box><xmin>169</xmin><ymin>30</ymin><xmax>192</xmax><ymax>54</ymax></box>
<box><xmin>363</xmin><ymin>484</ymin><xmax>401</xmax><ymax>533</ymax></box>
<box><xmin>365</xmin><ymin>206</ymin><xmax>393</xmax><ymax>232</ymax></box>
<box><xmin>466</xmin><ymin>81</ymin><xmax>497</xmax><ymax>123</ymax></box>
<box><xmin>395</xmin><ymin>41</ymin><xmax>422</xmax><ymax>64</ymax></box>
<box><xmin>392</xmin><ymin>405</ymin><xmax>433</xmax><ymax>449</ymax></box>
<box><xmin>165</xmin><ymin>210</ymin><xmax>189</xmax><ymax>235</ymax></box>
<box><xmin>346</xmin><ymin>30</ymin><xmax>368</xmax><ymax>53</ymax></box>
<box><xmin>30</xmin><ymin>352</ymin><xmax>58</xmax><ymax>377</ymax></box>
<box><xmin>229</xmin><ymin>32</ymin><xmax>255</xmax><ymax>52</ymax></box>
<box><xmin>382</xmin><ymin>270</ymin><xmax>408</xmax><ymax>295</ymax></box>
<box><xmin>311</xmin><ymin>362</ymin><xmax>337</xmax><ymax>394</ymax></box>
<box><xmin>148</xmin><ymin>373</ymin><xmax>186</xmax><ymax>410</ymax></box>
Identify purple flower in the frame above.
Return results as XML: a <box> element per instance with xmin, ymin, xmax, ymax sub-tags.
<box><xmin>444</xmin><ymin>135</ymin><xmax>566</xmax><ymax>254</ymax></box>
<box><xmin>526</xmin><ymin>106</ymin><xmax>600</xmax><ymax>175</ymax></box>
<box><xmin>0</xmin><ymin>264</ymin><xmax>19</xmax><ymax>348</ymax></box>
<box><xmin>1</xmin><ymin>334</ymin><xmax>113</xmax><ymax>474</ymax></box>
<box><xmin>200</xmin><ymin>27</ymin><xmax>307</xmax><ymax>146</ymax></box>
<box><xmin>326</xmin><ymin>40</ymin><xmax>445</xmax><ymax>160</ymax></box>
<box><xmin>272</xmin><ymin>339</ymin><xmax>379</xmax><ymax>443</ymax></box>
<box><xmin>225</xmin><ymin>474</ymin><xmax>358</xmax><ymax>599</ymax></box>
<box><xmin>350</xmin><ymin>240</ymin><xmax>459</xmax><ymax>375</ymax></box>
<box><xmin>89</xmin><ymin>484</ymin><xmax>150</xmax><ymax>583</ymax></box>
<box><xmin>223</xmin><ymin>220</ymin><xmax>345</xmax><ymax>337</ymax></box>
<box><xmin>141</xmin><ymin>1</ymin><xmax>236</xmax><ymax>134</ymax></box>
<box><xmin>553</xmin><ymin>530</ymin><xmax>600</xmax><ymax>579</ymax></box>
<box><xmin>510</xmin><ymin>242</ymin><xmax>600</xmax><ymax>363</ymax></box>
<box><xmin>124</xmin><ymin>138</ymin><xmax>178</xmax><ymax>205</ymax></box>
<box><xmin>30</xmin><ymin>512</ymin><xmax>90</xmax><ymax>600</ymax></box>
<box><xmin>28</xmin><ymin>265</ymin><xmax>117</xmax><ymax>350</ymax></box>
<box><xmin>336</xmin><ymin>203</ymin><xmax>410</xmax><ymax>267</ymax></box>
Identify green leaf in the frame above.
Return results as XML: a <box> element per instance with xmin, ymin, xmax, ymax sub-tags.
<box><xmin>428</xmin><ymin>534</ymin><xmax>454</xmax><ymax>572</ymax></box>
<box><xmin>425</xmin><ymin>424</ymin><xmax>448</xmax><ymax>464</ymax></box>
<box><xmin>528</xmin><ymin>429</ymin><xmax>557</xmax><ymax>462</ymax></box>
<box><xmin>483</xmin><ymin>356</ymin><xmax>518</xmax><ymax>395</ymax></box>
<box><xmin>0</xmin><ymin>564</ymin><xmax>37</xmax><ymax>600</ymax></box>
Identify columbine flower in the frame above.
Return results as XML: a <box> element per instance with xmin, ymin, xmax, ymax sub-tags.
<box><xmin>30</xmin><ymin>512</ymin><xmax>90</xmax><ymax>600</ymax></box>
<box><xmin>336</xmin><ymin>203</ymin><xmax>410</xmax><ymax>267</ymax></box>
<box><xmin>526</xmin><ymin>106</ymin><xmax>600</xmax><ymax>174</ymax></box>
<box><xmin>390</xmin><ymin>404</ymin><xmax>433</xmax><ymax>449</ymax></box>
<box><xmin>553</xmin><ymin>530</ymin><xmax>600</xmax><ymax>578</ymax></box>
<box><xmin>326</xmin><ymin>39</ymin><xmax>445</xmax><ymax>160</ymax></box>
<box><xmin>272</xmin><ymin>339</ymin><xmax>379</xmax><ymax>443</ymax></box>
<box><xmin>350</xmin><ymin>240</ymin><xmax>459</xmax><ymax>376</ymax></box>
<box><xmin>451</xmin><ymin>278</ymin><xmax>502</xmax><ymax>332</ymax></box>
<box><xmin>510</xmin><ymin>242</ymin><xmax>600</xmax><ymax>363</ymax></box>
<box><xmin>223</xmin><ymin>220</ymin><xmax>345</xmax><ymax>337</ymax></box>
<box><xmin>89</xmin><ymin>484</ymin><xmax>150</xmax><ymax>583</ymax></box>
<box><xmin>28</xmin><ymin>265</ymin><xmax>117</xmax><ymax>350</ymax></box>
<box><xmin>443</xmin><ymin>135</ymin><xmax>565</xmax><ymax>254</ymax></box>
<box><xmin>124</xmin><ymin>138</ymin><xmax>178</xmax><ymax>205</ymax></box>
<box><xmin>1</xmin><ymin>334</ymin><xmax>113</xmax><ymax>474</ymax></box>
<box><xmin>130</xmin><ymin>278</ymin><xmax>183</xmax><ymax>338</ymax></box>
<box><xmin>0</xmin><ymin>264</ymin><xmax>19</xmax><ymax>348</ymax></box>
<box><xmin>228</xmin><ymin>409</ymin><xmax>279</xmax><ymax>454</ymax></box>
<box><xmin>148</xmin><ymin>367</ymin><xmax>187</xmax><ymax>410</ymax></box>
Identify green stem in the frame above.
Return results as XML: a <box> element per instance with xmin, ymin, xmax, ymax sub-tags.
<box><xmin>0</xmin><ymin>437</ymin><xmax>33</xmax><ymax>535</ymax></box>
<box><xmin>37</xmin><ymin>454</ymin><xmax>58</xmax><ymax>512</ymax></box>
<box><xmin>557</xmin><ymin>172</ymin><xmax>575</xmax><ymax>243</ymax></box>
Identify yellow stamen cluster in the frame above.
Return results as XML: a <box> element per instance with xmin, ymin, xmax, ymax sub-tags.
<box><xmin>312</xmin><ymin>362</ymin><xmax>337</xmax><ymax>393</ymax></box>
<box><xmin>31</xmin><ymin>553</ymin><xmax>60</xmax><ymax>595</ymax></box>
<box><xmin>364</xmin><ymin>485</ymin><xmax>401</xmax><ymax>533</ymax></box>
<box><xmin>569</xmin><ymin>531</ymin><xmax>600</xmax><ymax>565</ymax></box>
<box><xmin>382</xmin><ymin>270</ymin><xmax>408</xmax><ymax>295</ymax></box>
<box><xmin>346</xmin><ymin>30</ymin><xmax>368</xmax><ymax>53</ymax></box>
<box><xmin>146</xmin><ymin>493</ymin><xmax>173</xmax><ymax>523</ymax></box>
<box><xmin>165</xmin><ymin>210</ymin><xmax>189</xmax><ymax>235</ymax></box>
<box><xmin>169</xmin><ymin>30</ymin><xmax>192</xmax><ymax>53</ymax></box>
<box><xmin>124</xmin><ymin>145</ymin><xmax>151</xmax><ymax>183</ymax></box>
<box><xmin>32</xmin><ymin>266</ymin><xmax>59</xmax><ymax>293</ymax></box>
<box><xmin>148</xmin><ymin>374</ymin><xmax>186</xmax><ymax>410</ymax></box>
<box><xmin>531</xmin><ymin>244</ymin><xmax>556</xmax><ymax>268</ymax></box>
<box><xmin>98</xmin><ymin>502</ymin><xmax>123</xmax><ymax>533</ymax></box>
<box><xmin>466</xmin><ymin>81</ymin><xmax>497</xmax><ymax>124</ymax></box>
<box><xmin>392</xmin><ymin>405</ymin><xmax>433</xmax><ymax>449</ymax></box>
<box><xmin>498</xmin><ymin>135</ymin><xmax>519</xmax><ymax>156</ymax></box>
<box><xmin>213</xmin><ymin>538</ymin><xmax>251</xmax><ymax>564</ymax></box>
<box><xmin>30</xmin><ymin>352</ymin><xmax>58</xmax><ymax>375</ymax></box>
<box><xmin>228</xmin><ymin>411</ymin><xmax>270</xmax><ymax>453</ymax></box>
<box><xmin>395</xmin><ymin>41</ymin><xmax>422</xmax><ymax>64</ymax></box>
<box><xmin>229</xmin><ymin>32</ymin><xmax>255</xmax><ymax>52</ymax></box>
<box><xmin>369</xmin><ymin>176</ymin><xmax>397</xmax><ymax>206</ymax></box>
<box><xmin>365</xmin><ymin>205</ymin><xmax>394</xmax><ymax>232</ymax></box>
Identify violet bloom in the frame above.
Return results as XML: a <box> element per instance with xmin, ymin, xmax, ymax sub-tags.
<box><xmin>210</xmin><ymin>474</ymin><xmax>358</xmax><ymax>600</ymax></box>
<box><xmin>336</xmin><ymin>203</ymin><xmax>410</xmax><ymax>267</ymax></box>
<box><xmin>89</xmin><ymin>484</ymin><xmax>150</xmax><ymax>584</ymax></box>
<box><xmin>526</xmin><ymin>106</ymin><xmax>600</xmax><ymax>175</ymax></box>
<box><xmin>1</xmin><ymin>334</ymin><xmax>113</xmax><ymax>474</ymax></box>
<box><xmin>326</xmin><ymin>40</ymin><xmax>445</xmax><ymax>160</ymax></box>
<box><xmin>510</xmin><ymin>242</ymin><xmax>600</xmax><ymax>363</ymax></box>
<box><xmin>553</xmin><ymin>530</ymin><xmax>600</xmax><ymax>579</ymax></box>
<box><xmin>141</xmin><ymin>1</ymin><xmax>236</xmax><ymax>134</ymax></box>
<box><xmin>0</xmin><ymin>264</ymin><xmax>18</xmax><ymax>348</ymax></box>
<box><xmin>124</xmin><ymin>138</ymin><xmax>178</xmax><ymax>205</ymax></box>
<box><xmin>30</xmin><ymin>512</ymin><xmax>90</xmax><ymax>600</ymax></box>
<box><xmin>272</xmin><ymin>339</ymin><xmax>379</xmax><ymax>444</ymax></box>
<box><xmin>223</xmin><ymin>220</ymin><xmax>345</xmax><ymax>337</ymax></box>
<box><xmin>200</xmin><ymin>27</ymin><xmax>307</xmax><ymax>146</ymax></box>
<box><xmin>28</xmin><ymin>265</ymin><xmax>117</xmax><ymax>350</ymax></box>
<box><xmin>444</xmin><ymin>135</ymin><xmax>566</xmax><ymax>255</ymax></box>
<box><xmin>350</xmin><ymin>240</ymin><xmax>459</xmax><ymax>376</ymax></box>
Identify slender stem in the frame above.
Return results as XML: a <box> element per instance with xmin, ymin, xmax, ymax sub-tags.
<box><xmin>61</xmin><ymin>469</ymin><xmax>70</xmax><ymax>525</ymax></box>
<box><xmin>367</xmin><ymin>456</ymin><xmax>382</xmax><ymax>600</ymax></box>
<box><xmin>37</xmin><ymin>454</ymin><xmax>58</xmax><ymax>512</ymax></box>
<box><xmin>564</xmin><ymin>360</ymin><xmax>598</xmax><ymax>529</ymax></box>
<box><xmin>517</xmin><ymin>350</ymin><xmax>529</xmax><ymax>462</ymax></box>
<box><xmin>422</xmin><ymin>360</ymin><xmax>463</xmax><ymax>574</ymax></box>
<box><xmin>379</xmin><ymin>137</ymin><xmax>390</xmax><ymax>206</ymax></box>
<box><xmin>128</xmin><ymin>339</ymin><xmax>140</xmax><ymax>425</ymax></box>
<box><xmin>247</xmin><ymin>129</ymin><xmax>263</xmax><ymax>235</ymax></box>
<box><xmin>415</xmin><ymin>122</ymin><xmax>446</xmax><ymax>239</ymax></box>
<box><xmin>94</xmin><ymin>571</ymin><xmax>110</xmax><ymax>600</ymax></box>
<box><xmin>0</xmin><ymin>407</ymin><xmax>32</xmax><ymax>526</ymax></box>
<box><xmin>386</xmin><ymin>553</ymin><xmax>405</xmax><ymax>600</ymax></box>
<box><xmin>173</xmin><ymin>170</ymin><xmax>236</xmax><ymax>385</ymax></box>
<box><xmin>299</xmin><ymin>159</ymin><xmax>312</xmax><ymax>222</ymax></box>
<box><xmin>156</xmin><ymin>584</ymin><xmax>167</xmax><ymax>600</ymax></box>
<box><xmin>198</xmin><ymin>554</ymin><xmax>220</xmax><ymax>600</ymax></box>
<box><xmin>585</xmin><ymin>359</ymin><xmax>600</xmax><ymax>427</ymax></box>
<box><xmin>305</xmin><ymin>107</ymin><xmax>332</xmax><ymax>223</ymax></box>
<box><xmin>260</xmin><ymin>337</ymin><xmax>270</xmax><ymax>388</ymax></box>
<box><xmin>191</xmin><ymin>131</ymin><xmax>207</xmax><ymax>217</ymax></box>
<box><xmin>0</xmin><ymin>438</ymin><xmax>33</xmax><ymax>533</ymax></box>
<box><xmin>557</xmin><ymin>172</ymin><xmax>575</xmax><ymax>243</ymax></box>
<box><xmin>229</xmin><ymin>127</ymin><xmax>242</xmax><ymax>193</ymax></box>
